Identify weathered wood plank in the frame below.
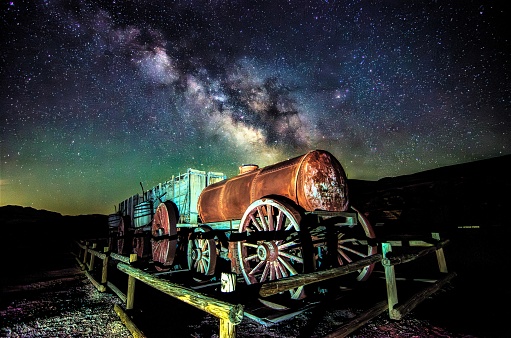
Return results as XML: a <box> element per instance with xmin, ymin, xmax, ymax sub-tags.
<box><xmin>82</xmin><ymin>242</ymin><xmax>89</xmax><ymax>264</ymax></box>
<box><xmin>74</xmin><ymin>255</ymin><xmax>86</xmax><ymax>270</ymax></box>
<box><xmin>259</xmin><ymin>254</ymin><xmax>382</xmax><ymax>297</ymax></box>
<box><xmin>382</xmin><ymin>243</ymin><xmax>398</xmax><ymax>316</ymax></box>
<box><xmin>323</xmin><ymin>300</ymin><xmax>388</xmax><ymax>338</ymax></box>
<box><xmin>384</xmin><ymin>239</ymin><xmax>450</xmax><ymax>266</ymax></box>
<box><xmin>113</xmin><ymin>303</ymin><xmax>147</xmax><ymax>338</ymax></box>
<box><xmin>432</xmin><ymin>233</ymin><xmax>448</xmax><ymax>273</ymax></box>
<box><xmin>220</xmin><ymin>318</ymin><xmax>236</xmax><ymax>338</ymax></box>
<box><xmin>101</xmin><ymin>247</ymin><xmax>109</xmax><ymax>284</ymax></box>
<box><xmin>110</xmin><ymin>252</ymin><xmax>130</xmax><ymax>264</ymax></box>
<box><xmin>117</xmin><ymin>262</ymin><xmax>244</xmax><ymax>324</ymax></box>
<box><xmin>88</xmin><ymin>247</ymin><xmax>107</xmax><ymax>260</ymax></box>
<box><xmin>88</xmin><ymin>243</ymin><xmax>97</xmax><ymax>272</ymax></box>
<box><xmin>391</xmin><ymin>271</ymin><xmax>457</xmax><ymax>320</ymax></box>
<box><xmin>107</xmin><ymin>281</ymin><xmax>127</xmax><ymax>303</ymax></box>
<box><xmin>126</xmin><ymin>254</ymin><xmax>137</xmax><ymax>310</ymax></box>
<box><xmin>84</xmin><ymin>270</ymin><xmax>106</xmax><ymax>292</ymax></box>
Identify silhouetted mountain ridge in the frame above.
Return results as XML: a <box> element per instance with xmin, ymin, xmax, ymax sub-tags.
<box><xmin>348</xmin><ymin>154</ymin><xmax>510</xmax><ymax>235</ymax></box>
<box><xmin>0</xmin><ymin>205</ymin><xmax>109</xmax><ymax>243</ymax></box>
<box><xmin>0</xmin><ymin>205</ymin><xmax>62</xmax><ymax>223</ymax></box>
<box><xmin>349</xmin><ymin>153</ymin><xmax>511</xmax><ymax>191</ymax></box>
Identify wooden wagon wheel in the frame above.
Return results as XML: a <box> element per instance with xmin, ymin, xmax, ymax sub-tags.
<box><xmin>237</xmin><ymin>198</ymin><xmax>309</xmax><ymax>300</ymax></box>
<box><xmin>132</xmin><ymin>228</ymin><xmax>146</xmax><ymax>258</ymax></box>
<box><xmin>187</xmin><ymin>226</ymin><xmax>217</xmax><ymax>281</ymax></box>
<box><xmin>151</xmin><ymin>201</ymin><xmax>178</xmax><ymax>272</ymax></box>
<box><xmin>313</xmin><ymin>206</ymin><xmax>377</xmax><ymax>281</ymax></box>
<box><xmin>117</xmin><ymin>215</ymin><xmax>131</xmax><ymax>255</ymax></box>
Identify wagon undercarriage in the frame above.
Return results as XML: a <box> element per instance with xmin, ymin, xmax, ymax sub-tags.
<box><xmin>111</xmin><ymin>197</ymin><xmax>379</xmax><ymax>307</ymax></box>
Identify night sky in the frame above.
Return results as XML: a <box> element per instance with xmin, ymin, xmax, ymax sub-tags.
<box><xmin>1</xmin><ymin>0</ymin><xmax>509</xmax><ymax>216</ymax></box>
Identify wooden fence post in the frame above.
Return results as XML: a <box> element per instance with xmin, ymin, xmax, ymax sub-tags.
<box><xmin>220</xmin><ymin>318</ymin><xmax>236</xmax><ymax>338</ymax></box>
<box><xmin>432</xmin><ymin>233</ymin><xmax>448</xmax><ymax>273</ymax></box>
<box><xmin>126</xmin><ymin>253</ymin><xmax>138</xmax><ymax>310</ymax></box>
<box><xmin>83</xmin><ymin>242</ymin><xmax>89</xmax><ymax>264</ymax></box>
<box><xmin>382</xmin><ymin>242</ymin><xmax>398</xmax><ymax>319</ymax></box>
<box><xmin>89</xmin><ymin>243</ymin><xmax>97</xmax><ymax>271</ymax></box>
<box><xmin>77</xmin><ymin>241</ymin><xmax>82</xmax><ymax>260</ymax></box>
<box><xmin>102</xmin><ymin>246</ymin><xmax>109</xmax><ymax>285</ymax></box>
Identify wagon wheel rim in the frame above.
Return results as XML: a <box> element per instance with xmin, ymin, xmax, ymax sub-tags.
<box><xmin>237</xmin><ymin>198</ymin><xmax>307</xmax><ymax>300</ymax></box>
<box><xmin>151</xmin><ymin>201</ymin><xmax>178</xmax><ymax>271</ymax></box>
<box><xmin>334</xmin><ymin>206</ymin><xmax>377</xmax><ymax>281</ymax></box>
<box><xmin>187</xmin><ymin>226</ymin><xmax>217</xmax><ymax>281</ymax></box>
<box><xmin>352</xmin><ymin>206</ymin><xmax>378</xmax><ymax>281</ymax></box>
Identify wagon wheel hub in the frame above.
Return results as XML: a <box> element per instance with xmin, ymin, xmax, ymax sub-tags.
<box><xmin>257</xmin><ymin>242</ymin><xmax>278</xmax><ymax>262</ymax></box>
<box><xmin>191</xmin><ymin>248</ymin><xmax>202</xmax><ymax>261</ymax></box>
<box><xmin>156</xmin><ymin>227</ymin><xmax>164</xmax><ymax>237</ymax></box>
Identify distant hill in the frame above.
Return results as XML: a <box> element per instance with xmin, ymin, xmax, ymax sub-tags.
<box><xmin>348</xmin><ymin>154</ymin><xmax>511</xmax><ymax>235</ymax></box>
<box><xmin>350</xmin><ymin>154</ymin><xmax>511</xmax><ymax>190</ymax></box>
<box><xmin>0</xmin><ymin>205</ymin><xmax>62</xmax><ymax>223</ymax></box>
<box><xmin>1</xmin><ymin>205</ymin><xmax>109</xmax><ymax>242</ymax></box>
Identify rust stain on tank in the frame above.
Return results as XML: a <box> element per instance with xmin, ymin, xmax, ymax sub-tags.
<box><xmin>297</xmin><ymin>150</ymin><xmax>349</xmax><ymax>212</ymax></box>
<box><xmin>197</xmin><ymin>150</ymin><xmax>349</xmax><ymax>223</ymax></box>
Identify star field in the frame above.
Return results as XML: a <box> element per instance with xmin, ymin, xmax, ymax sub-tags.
<box><xmin>1</xmin><ymin>0</ymin><xmax>509</xmax><ymax>215</ymax></box>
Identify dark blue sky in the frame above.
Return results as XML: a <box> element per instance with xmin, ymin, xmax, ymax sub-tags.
<box><xmin>1</xmin><ymin>0</ymin><xmax>509</xmax><ymax>215</ymax></box>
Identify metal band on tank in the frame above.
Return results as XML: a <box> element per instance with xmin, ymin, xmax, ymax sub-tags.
<box><xmin>249</xmin><ymin>168</ymin><xmax>258</xmax><ymax>203</ymax></box>
<box><xmin>294</xmin><ymin>150</ymin><xmax>314</xmax><ymax>209</ymax></box>
<box><xmin>219</xmin><ymin>180</ymin><xmax>226</xmax><ymax>221</ymax></box>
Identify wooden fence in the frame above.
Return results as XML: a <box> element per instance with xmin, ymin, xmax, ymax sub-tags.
<box><xmin>73</xmin><ymin>241</ymin><xmax>243</xmax><ymax>338</ymax></box>
<box><xmin>74</xmin><ymin>232</ymin><xmax>455</xmax><ymax>338</ymax></box>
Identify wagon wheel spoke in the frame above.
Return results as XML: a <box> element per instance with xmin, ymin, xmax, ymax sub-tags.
<box><xmin>237</xmin><ymin>198</ymin><xmax>310</xmax><ymax>300</ymax></box>
<box><xmin>338</xmin><ymin>242</ymin><xmax>369</xmax><ymax>258</ymax></box>
<box><xmin>252</xmin><ymin>261</ymin><xmax>267</xmax><ymax>281</ymax></box>
<box><xmin>151</xmin><ymin>202</ymin><xmax>178</xmax><ymax>272</ymax></box>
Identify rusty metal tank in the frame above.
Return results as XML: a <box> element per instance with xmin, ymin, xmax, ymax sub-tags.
<box><xmin>197</xmin><ymin>149</ymin><xmax>349</xmax><ymax>223</ymax></box>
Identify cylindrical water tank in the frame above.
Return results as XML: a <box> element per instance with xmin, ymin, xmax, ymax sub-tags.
<box><xmin>197</xmin><ymin>149</ymin><xmax>349</xmax><ymax>223</ymax></box>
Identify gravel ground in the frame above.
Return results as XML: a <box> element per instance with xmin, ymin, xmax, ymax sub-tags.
<box><xmin>0</xmin><ymin>250</ymin><xmax>503</xmax><ymax>338</ymax></box>
<box><xmin>0</xmin><ymin>264</ymin><xmax>464</xmax><ymax>338</ymax></box>
<box><xmin>0</xmin><ymin>267</ymin><xmax>131</xmax><ymax>338</ymax></box>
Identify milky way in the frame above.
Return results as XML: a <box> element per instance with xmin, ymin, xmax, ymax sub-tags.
<box><xmin>1</xmin><ymin>0</ymin><xmax>509</xmax><ymax>215</ymax></box>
